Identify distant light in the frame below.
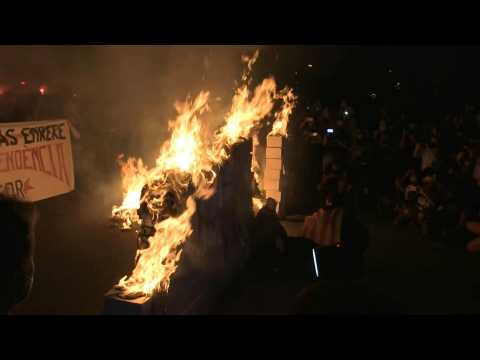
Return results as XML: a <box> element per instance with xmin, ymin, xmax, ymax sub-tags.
<box><xmin>20</xmin><ymin>81</ymin><xmax>26</xmax><ymax>86</ymax></box>
<box><xmin>306</xmin><ymin>106</ymin><xmax>310</xmax><ymax>110</ymax></box>
<box><xmin>307</xmin><ymin>64</ymin><xmax>313</xmax><ymax>68</ymax></box>
<box><xmin>344</xmin><ymin>110</ymin><xmax>349</xmax><ymax>116</ymax></box>
<box><xmin>39</xmin><ymin>86</ymin><xmax>47</xmax><ymax>95</ymax></box>
<box><xmin>370</xmin><ymin>93</ymin><xmax>377</xmax><ymax>99</ymax></box>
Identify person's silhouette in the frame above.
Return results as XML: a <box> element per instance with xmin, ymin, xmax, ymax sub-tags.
<box><xmin>0</xmin><ymin>195</ymin><xmax>37</xmax><ymax>314</ymax></box>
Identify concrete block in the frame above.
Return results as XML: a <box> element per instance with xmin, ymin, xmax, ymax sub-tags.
<box><xmin>264</xmin><ymin>178</ymin><xmax>280</xmax><ymax>191</ymax></box>
<box><xmin>266</xmin><ymin>147</ymin><xmax>282</xmax><ymax>159</ymax></box>
<box><xmin>267</xmin><ymin>136</ymin><xmax>283</xmax><ymax>148</ymax></box>
<box><xmin>266</xmin><ymin>158</ymin><xmax>282</xmax><ymax>171</ymax></box>
<box><xmin>266</xmin><ymin>190</ymin><xmax>282</xmax><ymax>203</ymax></box>
<box><xmin>264</xmin><ymin>169</ymin><xmax>281</xmax><ymax>181</ymax></box>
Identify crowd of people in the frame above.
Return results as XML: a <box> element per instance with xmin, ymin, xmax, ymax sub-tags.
<box><xmin>249</xmin><ymin>99</ymin><xmax>480</xmax><ymax>313</ymax></box>
<box><xmin>199</xmin><ymin>95</ymin><xmax>480</xmax><ymax>313</ymax></box>
<box><xmin>287</xmin><ymin>98</ymin><xmax>480</xmax><ymax>254</ymax></box>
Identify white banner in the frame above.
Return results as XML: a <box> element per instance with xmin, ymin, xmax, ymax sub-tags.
<box><xmin>0</xmin><ymin>119</ymin><xmax>75</xmax><ymax>201</ymax></box>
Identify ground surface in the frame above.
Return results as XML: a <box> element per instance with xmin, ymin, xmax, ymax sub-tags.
<box><xmin>13</xmin><ymin>188</ymin><xmax>137</xmax><ymax>315</ymax></box>
<box><xmin>12</xmin><ymin>190</ymin><xmax>480</xmax><ymax>315</ymax></box>
<box><xmin>214</xmin><ymin>216</ymin><xmax>480</xmax><ymax>314</ymax></box>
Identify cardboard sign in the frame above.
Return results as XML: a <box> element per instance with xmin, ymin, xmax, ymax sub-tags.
<box><xmin>0</xmin><ymin>119</ymin><xmax>75</xmax><ymax>201</ymax></box>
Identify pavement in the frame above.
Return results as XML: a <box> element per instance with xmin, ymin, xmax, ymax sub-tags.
<box><xmin>213</xmin><ymin>215</ymin><xmax>480</xmax><ymax>314</ymax></box>
<box><xmin>12</xmin><ymin>190</ymin><xmax>480</xmax><ymax>314</ymax></box>
<box><xmin>13</xmin><ymin>187</ymin><xmax>137</xmax><ymax>315</ymax></box>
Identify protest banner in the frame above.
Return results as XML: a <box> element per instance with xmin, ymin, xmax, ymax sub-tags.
<box><xmin>0</xmin><ymin>119</ymin><xmax>75</xmax><ymax>201</ymax></box>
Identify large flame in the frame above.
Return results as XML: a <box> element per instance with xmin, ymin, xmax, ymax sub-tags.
<box><xmin>112</xmin><ymin>51</ymin><xmax>295</xmax><ymax>297</ymax></box>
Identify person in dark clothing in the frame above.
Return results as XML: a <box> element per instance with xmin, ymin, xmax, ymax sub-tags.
<box><xmin>295</xmin><ymin>178</ymin><xmax>391</xmax><ymax>314</ymax></box>
<box><xmin>315</xmin><ymin>211</ymin><xmax>368</xmax><ymax>281</ymax></box>
<box><xmin>0</xmin><ymin>195</ymin><xmax>37</xmax><ymax>314</ymax></box>
<box><xmin>304</xmin><ymin>177</ymin><xmax>369</xmax><ymax>281</ymax></box>
<box><xmin>251</xmin><ymin>198</ymin><xmax>287</xmax><ymax>269</ymax></box>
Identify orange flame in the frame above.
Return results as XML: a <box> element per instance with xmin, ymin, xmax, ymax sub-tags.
<box><xmin>270</xmin><ymin>88</ymin><xmax>297</xmax><ymax>137</ymax></box>
<box><xmin>112</xmin><ymin>50</ymin><xmax>295</xmax><ymax>297</ymax></box>
<box><xmin>111</xmin><ymin>156</ymin><xmax>149</xmax><ymax>229</ymax></box>
<box><xmin>118</xmin><ymin>197</ymin><xmax>197</xmax><ymax>295</ymax></box>
<box><xmin>252</xmin><ymin>197</ymin><xmax>265</xmax><ymax>215</ymax></box>
<box><xmin>241</xmin><ymin>49</ymin><xmax>259</xmax><ymax>83</ymax></box>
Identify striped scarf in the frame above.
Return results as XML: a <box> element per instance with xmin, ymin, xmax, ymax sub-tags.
<box><xmin>303</xmin><ymin>208</ymin><xmax>344</xmax><ymax>248</ymax></box>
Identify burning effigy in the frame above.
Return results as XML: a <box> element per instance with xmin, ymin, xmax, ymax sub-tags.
<box><xmin>110</xmin><ymin>50</ymin><xmax>296</xmax><ymax>301</ymax></box>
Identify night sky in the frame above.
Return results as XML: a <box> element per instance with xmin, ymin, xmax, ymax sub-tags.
<box><xmin>250</xmin><ymin>46</ymin><xmax>480</xmax><ymax>113</ymax></box>
<box><xmin>1</xmin><ymin>45</ymin><xmax>479</xmax><ymax>123</ymax></box>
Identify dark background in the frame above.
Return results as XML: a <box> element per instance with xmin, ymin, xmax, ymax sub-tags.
<box><xmin>260</xmin><ymin>46</ymin><xmax>480</xmax><ymax>113</ymax></box>
<box><xmin>2</xmin><ymin>46</ymin><xmax>479</xmax><ymax>126</ymax></box>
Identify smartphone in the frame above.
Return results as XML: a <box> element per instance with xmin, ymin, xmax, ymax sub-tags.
<box><xmin>326</xmin><ymin>128</ymin><xmax>334</xmax><ymax>134</ymax></box>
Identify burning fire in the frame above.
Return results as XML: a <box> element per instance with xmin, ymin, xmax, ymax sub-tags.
<box><xmin>252</xmin><ymin>197</ymin><xmax>265</xmax><ymax>214</ymax></box>
<box><xmin>111</xmin><ymin>156</ymin><xmax>149</xmax><ymax>229</ymax></box>
<box><xmin>270</xmin><ymin>88</ymin><xmax>297</xmax><ymax>137</ymax></box>
<box><xmin>112</xmin><ymin>50</ymin><xmax>296</xmax><ymax>297</ymax></box>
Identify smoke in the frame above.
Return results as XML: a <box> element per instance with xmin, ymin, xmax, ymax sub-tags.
<box><xmin>15</xmin><ymin>46</ymin><xmax>260</xmax><ymax>203</ymax></box>
<box><xmin>85</xmin><ymin>46</ymin><xmax>260</xmax><ymax>156</ymax></box>
<box><xmin>0</xmin><ymin>45</ymin><xmax>265</xmax><ymax>211</ymax></box>
<box><xmin>0</xmin><ymin>45</ymin><xmax>351</xmax><ymax>214</ymax></box>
